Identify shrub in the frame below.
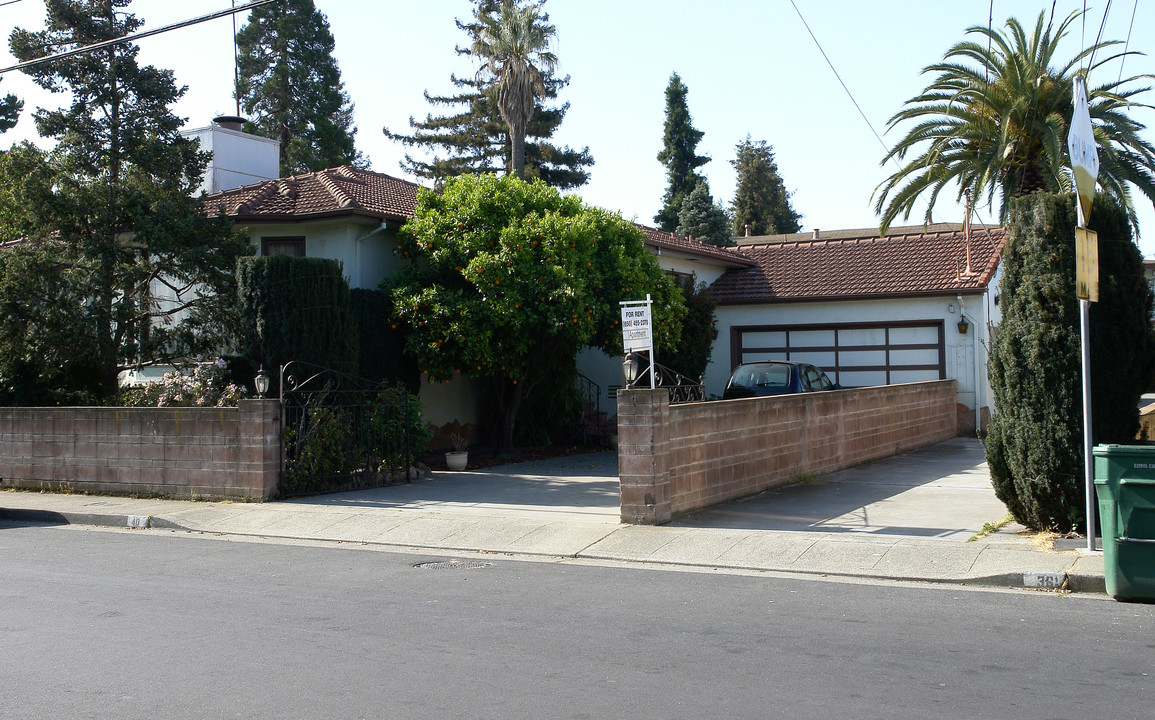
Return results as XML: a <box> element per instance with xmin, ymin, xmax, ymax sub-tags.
<box><xmin>986</xmin><ymin>192</ymin><xmax>1155</xmax><ymax>531</ymax></box>
<box><xmin>236</xmin><ymin>255</ymin><xmax>358</xmax><ymax>388</ymax></box>
<box><xmin>349</xmin><ymin>288</ymin><xmax>420</xmax><ymax>391</ymax></box>
<box><xmin>663</xmin><ymin>274</ymin><xmax>716</xmax><ymax>381</ymax></box>
<box><xmin>120</xmin><ymin>358</ymin><xmax>247</xmax><ymax>407</ymax></box>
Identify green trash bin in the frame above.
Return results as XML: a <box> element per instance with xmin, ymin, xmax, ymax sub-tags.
<box><xmin>1093</xmin><ymin>444</ymin><xmax>1155</xmax><ymax>601</ymax></box>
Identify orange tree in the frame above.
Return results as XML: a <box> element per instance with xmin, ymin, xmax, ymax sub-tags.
<box><xmin>388</xmin><ymin>173</ymin><xmax>685</xmax><ymax>454</ymax></box>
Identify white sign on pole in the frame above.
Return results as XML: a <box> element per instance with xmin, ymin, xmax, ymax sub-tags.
<box><xmin>620</xmin><ymin>303</ymin><xmax>652</xmax><ymax>352</ymax></box>
<box><xmin>1068</xmin><ymin>75</ymin><xmax>1099</xmax><ymax>227</ymax></box>
<box><xmin>620</xmin><ymin>295</ymin><xmax>656</xmax><ymax>389</ymax></box>
<box><xmin>1069</xmin><ymin>73</ymin><xmax>1100</xmax><ymax>554</ymax></box>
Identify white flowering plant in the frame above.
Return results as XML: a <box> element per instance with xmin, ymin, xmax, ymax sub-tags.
<box><xmin>120</xmin><ymin>357</ymin><xmax>248</xmax><ymax>408</ymax></box>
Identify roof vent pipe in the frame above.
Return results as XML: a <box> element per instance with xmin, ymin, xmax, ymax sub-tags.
<box><xmin>745</xmin><ymin>224</ymin><xmax>751</xmax><ymax>237</ymax></box>
<box><xmin>812</xmin><ymin>228</ymin><xmax>820</xmax><ymax>240</ymax></box>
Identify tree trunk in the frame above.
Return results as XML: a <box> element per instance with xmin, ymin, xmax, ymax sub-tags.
<box><xmin>510</xmin><ymin>129</ymin><xmax>526</xmax><ymax>180</ymax></box>
<box><xmin>497</xmin><ymin>378</ymin><xmax>524</xmax><ymax>456</ymax></box>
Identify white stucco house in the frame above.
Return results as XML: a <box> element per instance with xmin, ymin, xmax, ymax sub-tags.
<box><xmin>190</xmin><ymin>119</ymin><xmax>1006</xmax><ymax>435</ymax></box>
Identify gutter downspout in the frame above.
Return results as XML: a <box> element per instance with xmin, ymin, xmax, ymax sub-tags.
<box><xmin>958</xmin><ymin>294</ymin><xmax>981</xmax><ymax>434</ymax></box>
<box><xmin>354</xmin><ymin>221</ymin><xmax>389</xmax><ymax>289</ymax></box>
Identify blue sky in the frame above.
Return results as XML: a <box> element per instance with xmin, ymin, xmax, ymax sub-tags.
<box><xmin>3</xmin><ymin>1</ymin><xmax>1153</xmax><ymax>253</ymax></box>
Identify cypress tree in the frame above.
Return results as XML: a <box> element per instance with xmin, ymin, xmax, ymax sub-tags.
<box><xmin>383</xmin><ymin>0</ymin><xmax>592</xmax><ymax>189</ymax></box>
<box><xmin>236</xmin><ymin>0</ymin><xmax>363</xmax><ymax>176</ymax></box>
<box><xmin>237</xmin><ymin>256</ymin><xmax>359</xmax><ymax>384</ymax></box>
<box><xmin>985</xmin><ymin>192</ymin><xmax>1155</xmax><ymax>531</ymax></box>
<box><xmin>730</xmin><ymin>136</ymin><xmax>802</xmax><ymax>236</ymax></box>
<box><xmin>676</xmin><ymin>180</ymin><xmax>732</xmax><ymax>247</ymax></box>
<box><xmin>655</xmin><ymin>72</ymin><xmax>709</xmax><ymax>232</ymax></box>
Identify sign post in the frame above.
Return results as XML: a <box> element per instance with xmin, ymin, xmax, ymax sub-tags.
<box><xmin>1068</xmin><ymin>75</ymin><xmax>1100</xmax><ymax>553</ymax></box>
<box><xmin>620</xmin><ymin>295</ymin><xmax>655</xmax><ymax>389</ymax></box>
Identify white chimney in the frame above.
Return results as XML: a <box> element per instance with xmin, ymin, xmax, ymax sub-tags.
<box><xmin>812</xmin><ymin>228</ymin><xmax>820</xmax><ymax>239</ymax></box>
<box><xmin>181</xmin><ymin>116</ymin><xmax>281</xmax><ymax>194</ymax></box>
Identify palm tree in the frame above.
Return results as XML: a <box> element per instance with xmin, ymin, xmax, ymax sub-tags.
<box><xmin>471</xmin><ymin>0</ymin><xmax>557</xmax><ymax>180</ymax></box>
<box><xmin>873</xmin><ymin>10</ymin><xmax>1155</xmax><ymax>233</ymax></box>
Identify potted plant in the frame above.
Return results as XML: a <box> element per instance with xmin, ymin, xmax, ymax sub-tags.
<box><xmin>445</xmin><ymin>433</ymin><xmax>469</xmax><ymax>471</ymax></box>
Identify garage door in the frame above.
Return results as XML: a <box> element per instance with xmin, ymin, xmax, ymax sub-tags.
<box><xmin>730</xmin><ymin>320</ymin><xmax>945</xmax><ymax>388</ymax></box>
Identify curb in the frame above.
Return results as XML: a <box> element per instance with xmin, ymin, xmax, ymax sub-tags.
<box><xmin>0</xmin><ymin>508</ymin><xmax>180</xmax><ymax>531</ymax></box>
<box><xmin>1</xmin><ymin>508</ymin><xmax>1108</xmax><ymax>595</ymax></box>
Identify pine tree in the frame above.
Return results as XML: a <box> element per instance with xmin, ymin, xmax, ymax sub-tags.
<box><xmin>677</xmin><ymin>180</ymin><xmax>732</xmax><ymax>247</ymax></box>
<box><xmin>235</xmin><ymin>0</ymin><xmax>363</xmax><ymax>176</ymax></box>
<box><xmin>383</xmin><ymin>0</ymin><xmax>592</xmax><ymax>189</ymax></box>
<box><xmin>8</xmin><ymin>0</ymin><xmax>250</xmax><ymax>399</ymax></box>
<box><xmin>655</xmin><ymin>72</ymin><xmax>709</xmax><ymax>232</ymax></box>
<box><xmin>730</xmin><ymin>136</ymin><xmax>802</xmax><ymax>236</ymax></box>
<box><xmin>0</xmin><ymin>80</ymin><xmax>20</xmax><ymax>133</ymax></box>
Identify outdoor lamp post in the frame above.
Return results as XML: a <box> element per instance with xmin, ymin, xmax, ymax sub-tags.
<box><xmin>622</xmin><ymin>352</ymin><xmax>640</xmax><ymax>389</ymax></box>
<box><xmin>255</xmin><ymin>365</ymin><xmax>270</xmax><ymax>399</ymax></box>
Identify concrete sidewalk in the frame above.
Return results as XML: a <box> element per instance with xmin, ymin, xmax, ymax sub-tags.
<box><xmin>0</xmin><ymin>438</ymin><xmax>1105</xmax><ymax>593</ymax></box>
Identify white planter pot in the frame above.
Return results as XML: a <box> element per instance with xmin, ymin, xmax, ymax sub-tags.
<box><xmin>445</xmin><ymin>451</ymin><xmax>468</xmax><ymax>471</ymax></box>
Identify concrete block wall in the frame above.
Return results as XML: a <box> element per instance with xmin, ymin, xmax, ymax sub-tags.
<box><xmin>0</xmin><ymin>399</ymin><xmax>281</xmax><ymax>500</ymax></box>
<box><xmin>617</xmin><ymin>381</ymin><xmax>958</xmax><ymax>524</ymax></box>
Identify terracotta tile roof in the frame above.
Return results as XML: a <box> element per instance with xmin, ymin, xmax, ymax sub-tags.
<box><xmin>203</xmin><ymin>165</ymin><xmax>422</xmax><ymax>221</ymax></box>
<box><xmin>204</xmin><ymin>168</ymin><xmax>753</xmax><ymax>269</ymax></box>
<box><xmin>711</xmin><ymin>226</ymin><xmax>1007</xmax><ymax>305</ymax></box>
<box><xmin>636</xmin><ymin>225</ymin><xmax>753</xmax><ymax>267</ymax></box>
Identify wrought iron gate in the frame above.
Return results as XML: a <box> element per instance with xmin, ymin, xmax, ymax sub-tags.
<box><xmin>279</xmin><ymin>361</ymin><xmax>416</xmax><ymax>496</ymax></box>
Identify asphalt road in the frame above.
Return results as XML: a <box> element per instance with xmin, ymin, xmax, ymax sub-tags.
<box><xmin>2</xmin><ymin>522</ymin><xmax>1152</xmax><ymax>720</ymax></box>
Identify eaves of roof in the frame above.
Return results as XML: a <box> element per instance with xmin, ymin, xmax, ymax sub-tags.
<box><xmin>636</xmin><ymin>225</ymin><xmax>754</xmax><ymax>268</ymax></box>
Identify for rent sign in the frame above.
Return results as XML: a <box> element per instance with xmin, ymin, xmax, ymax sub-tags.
<box><xmin>620</xmin><ymin>301</ymin><xmax>652</xmax><ymax>352</ymax></box>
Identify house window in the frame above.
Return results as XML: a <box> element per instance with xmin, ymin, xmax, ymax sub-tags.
<box><xmin>261</xmin><ymin>236</ymin><xmax>305</xmax><ymax>257</ymax></box>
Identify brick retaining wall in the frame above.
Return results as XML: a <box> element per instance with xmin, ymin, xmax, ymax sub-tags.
<box><xmin>617</xmin><ymin>381</ymin><xmax>958</xmax><ymax>524</ymax></box>
<box><xmin>0</xmin><ymin>400</ymin><xmax>281</xmax><ymax>500</ymax></box>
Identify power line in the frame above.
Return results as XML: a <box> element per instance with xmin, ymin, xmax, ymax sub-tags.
<box><xmin>786</xmin><ymin>0</ymin><xmax>889</xmax><ymax>159</ymax></box>
<box><xmin>1118</xmin><ymin>0</ymin><xmax>1137</xmax><ymax>83</ymax></box>
<box><xmin>1086</xmin><ymin>0</ymin><xmax>1113</xmax><ymax>74</ymax></box>
<box><xmin>787</xmin><ymin>0</ymin><xmax>949</xmax><ymax>226</ymax></box>
<box><xmin>0</xmin><ymin>0</ymin><xmax>278</xmax><ymax>76</ymax></box>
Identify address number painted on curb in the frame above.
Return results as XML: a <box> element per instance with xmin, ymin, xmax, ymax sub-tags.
<box><xmin>1022</xmin><ymin>571</ymin><xmax>1066</xmax><ymax>589</ymax></box>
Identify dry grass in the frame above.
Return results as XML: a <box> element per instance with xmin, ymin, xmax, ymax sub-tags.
<box><xmin>1020</xmin><ymin>529</ymin><xmax>1059</xmax><ymax>551</ymax></box>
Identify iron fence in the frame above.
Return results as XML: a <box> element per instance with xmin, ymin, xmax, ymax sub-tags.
<box><xmin>279</xmin><ymin>362</ymin><xmax>417</xmax><ymax>495</ymax></box>
<box><xmin>626</xmin><ymin>358</ymin><xmax>706</xmax><ymax>404</ymax></box>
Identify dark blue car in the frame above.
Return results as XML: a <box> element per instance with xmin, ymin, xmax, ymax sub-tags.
<box><xmin>722</xmin><ymin>360</ymin><xmax>839</xmax><ymax>400</ymax></box>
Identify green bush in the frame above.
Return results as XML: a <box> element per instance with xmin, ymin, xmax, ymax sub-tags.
<box><xmin>349</xmin><ymin>288</ymin><xmax>419</xmax><ymax>391</ymax></box>
<box><xmin>663</xmin><ymin>274</ymin><xmax>717</xmax><ymax>381</ymax></box>
<box><xmin>237</xmin><ymin>255</ymin><xmax>358</xmax><ymax>388</ymax></box>
<box><xmin>986</xmin><ymin>192</ymin><xmax>1155</xmax><ymax>531</ymax></box>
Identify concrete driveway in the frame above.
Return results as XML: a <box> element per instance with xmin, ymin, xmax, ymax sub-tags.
<box><xmin>298</xmin><ymin>436</ymin><xmax>1005</xmax><ymax>540</ymax></box>
<box><xmin>672</xmin><ymin>436</ymin><xmax>1007</xmax><ymax>540</ymax></box>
